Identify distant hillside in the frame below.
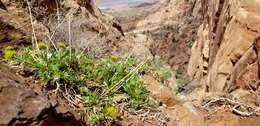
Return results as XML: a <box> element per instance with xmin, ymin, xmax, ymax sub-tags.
<box><xmin>95</xmin><ymin>0</ymin><xmax>156</xmax><ymax>9</ymax></box>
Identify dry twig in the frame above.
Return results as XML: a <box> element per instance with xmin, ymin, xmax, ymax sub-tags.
<box><xmin>203</xmin><ymin>96</ymin><xmax>260</xmax><ymax>116</ymax></box>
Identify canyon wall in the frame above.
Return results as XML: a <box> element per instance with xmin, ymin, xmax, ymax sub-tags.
<box><xmin>188</xmin><ymin>0</ymin><xmax>260</xmax><ymax>92</ymax></box>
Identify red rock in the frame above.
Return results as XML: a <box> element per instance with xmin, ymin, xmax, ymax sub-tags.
<box><xmin>0</xmin><ymin>65</ymin><xmax>80</xmax><ymax>126</ymax></box>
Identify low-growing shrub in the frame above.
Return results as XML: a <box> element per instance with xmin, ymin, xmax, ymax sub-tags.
<box><xmin>14</xmin><ymin>43</ymin><xmax>163</xmax><ymax>125</ymax></box>
<box><xmin>149</xmin><ymin>60</ymin><xmax>172</xmax><ymax>83</ymax></box>
<box><xmin>153</xmin><ymin>67</ymin><xmax>172</xmax><ymax>83</ymax></box>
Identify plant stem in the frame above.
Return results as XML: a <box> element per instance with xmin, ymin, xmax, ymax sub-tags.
<box><xmin>68</xmin><ymin>14</ymin><xmax>72</xmax><ymax>61</ymax></box>
<box><xmin>26</xmin><ymin>0</ymin><xmax>38</xmax><ymax>50</ymax></box>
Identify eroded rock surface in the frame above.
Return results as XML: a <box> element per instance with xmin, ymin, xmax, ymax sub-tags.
<box><xmin>0</xmin><ymin>64</ymin><xmax>80</xmax><ymax>126</ymax></box>
<box><xmin>0</xmin><ymin>79</ymin><xmax>50</xmax><ymax>125</ymax></box>
<box><xmin>188</xmin><ymin>0</ymin><xmax>260</xmax><ymax>93</ymax></box>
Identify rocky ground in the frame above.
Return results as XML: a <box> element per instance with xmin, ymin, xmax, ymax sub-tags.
<box><xmin>0</xmin><ymin>0</ymin><xmax>260</xmax><ymax>126</ymax></box>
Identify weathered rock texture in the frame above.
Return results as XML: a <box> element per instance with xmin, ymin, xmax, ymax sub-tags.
<box><xmin>0</xmin><ymin>64</ymin><xmax>80</xmax><ymax>126</ymax></box>
<box><xmin>188</xmin><ymin>0</ymin><xmax>260</xmax><ymax>92</ymax></box>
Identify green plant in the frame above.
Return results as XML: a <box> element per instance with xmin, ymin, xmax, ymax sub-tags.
<box><xmin>176</xmin><ymin>67</ymin><xmax>185</xmax><ymax>78</ymax></box>
<box><xmin>88</xmin><ymin>112</ymin><xmax>105</xmax><ymax>126</ymax></box>
<box><xmin>149</xmin><ymin>60</ymin><xmax>172</xmax><ymax>83</ymax></box>
<box><xmin>153</xmin><ymin>67</ymin><xmax>172</xmax><ymax>83</ymax></box>
<box><xmin>174</xmin><ymin>67</ymin><xmax>189</xmax><ymax>93</ymax></box>
<box><xmin>37</xmin><ymin>42</ymin><xmax>48</xmax><ymax>50</ymax></box>
<box><xmin>103</xmin><ymin>105</ymin><xmax>118</xmax><ymax>119</ymax></box>
<box><xmin>175</xmin><ymin>79</ymin><xmax>186</xmax><ymax>93</ymax></box>
<box><xmin>123</xmin><ymin>75</ymin><xmax>149</xmax><ymax>107</ymax></box>
<box><xmin>15</xmin><ymin>46</ymin><xmax>81</xmax><ymax>87</ymax></box>
<box><xmin>56</xmin><ymin>41</ymin><xmax>66</xmax><ymax>49</ymax></box>
<box><xmin>14</xmin><ymin>43</ymin><xmax>171</xmax><ymax>125</ymax></box>
<box><xmin>3</xmin><ymin>45</ymin><xmax>16</xmax><ymax>60</ymax></box>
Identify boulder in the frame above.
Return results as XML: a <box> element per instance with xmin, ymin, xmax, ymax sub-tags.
<box><xmin>0</xmin><ymin>65</ymin><xmax>80</xmax><ymax>126</ymax></box>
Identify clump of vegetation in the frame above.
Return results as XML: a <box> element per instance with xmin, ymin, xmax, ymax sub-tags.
<box><xmin>175</xmin><ymin>66</ymin><xmax>185</xmax><ymax>79</ymax></box>
<box><xmin>13</xmin><ymin>42</ymin><xmax>169</xmax><ymax>125</ymax></box>
<box><xmin>153</xmin><ymin>67</ymin><xmax>172</xmax><ymax>83</ymax></box>
<box><xmin>3</xmin><ymin>45</ymin><xmax>16</xmax><ymax>61</ymax></box>
<box><xmin>174</xmin><ymin>66</ymin><xmax>189</xmax><ymax>93</ymax></box>
<box><xmin>175</xmin><ymin>79</ymin><xmax>187</xmax><ymax>92</ymax></box>
<box><xmin>149</xmin><ymin>60</ymin><xmax>172</xmax><ymax>83</ymax></box>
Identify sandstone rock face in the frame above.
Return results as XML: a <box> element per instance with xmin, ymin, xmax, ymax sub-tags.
<box><xmin>188</xmin><ymin>0</ymin><xmax>260</xmax><ymax>92</ymax></box>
